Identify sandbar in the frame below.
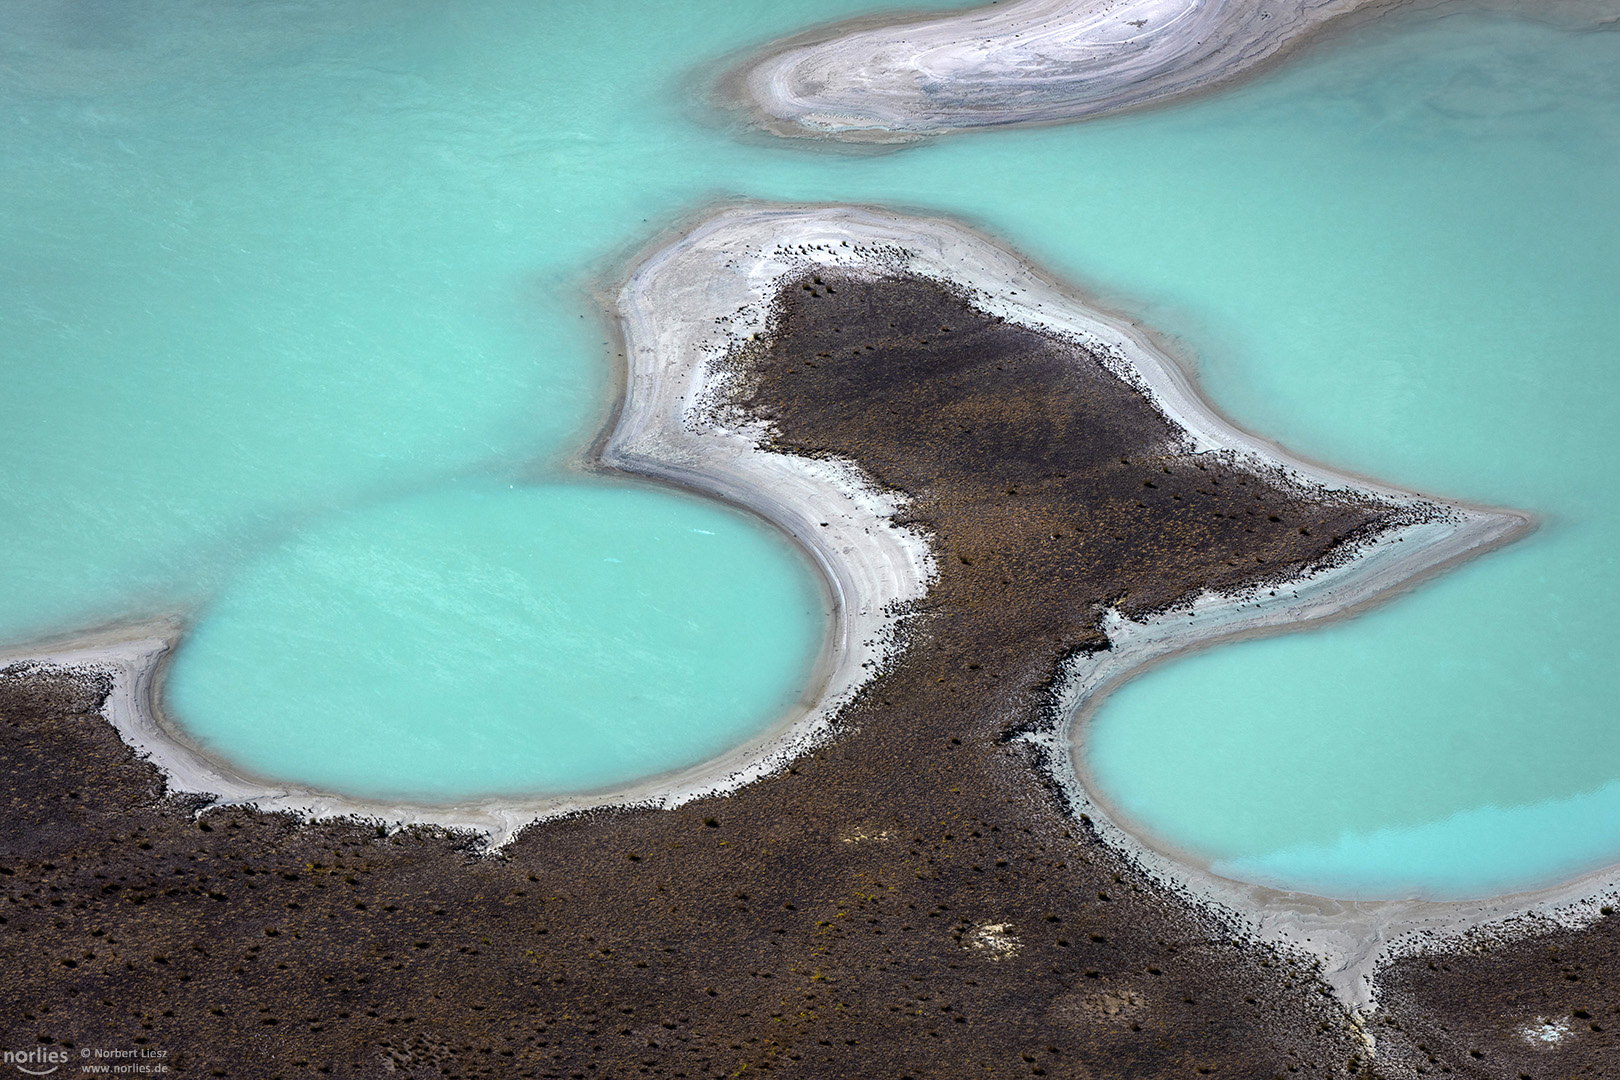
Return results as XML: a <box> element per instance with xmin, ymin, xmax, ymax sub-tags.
<box><xmin>729</xmin><ymin>0</ymin><xmax>1620</xmax><ymax>139</ymax></box>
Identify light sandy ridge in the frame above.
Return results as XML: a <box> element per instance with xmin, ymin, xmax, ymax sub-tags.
<box><xmin>7</xmin><ymin>204</ymin><xmax>1613</xmax><ymax>1019</ymax></box>
<box><xmin>734</xmin><ymin>0</ymin><xmax>1620</xmax><ymax>139</ymax></box>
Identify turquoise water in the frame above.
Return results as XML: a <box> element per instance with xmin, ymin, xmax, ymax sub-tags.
<box><xmin>3</xmin><ymin>2</ymin><xmax>1617</xmax><ymax>893</ymax></box>
<box><xmin>1066</xmin><ymin>16</ymin><xmax>1620</xmax><ymax>900</ymax></box>
<box><xmin>164</xmin><ymin>484</ymin><xmax>821</xmax><ymax>800</ymax></box>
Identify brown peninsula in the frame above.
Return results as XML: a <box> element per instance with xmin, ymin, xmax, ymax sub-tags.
<box><xmin>1</xmin><ymin>209</ymin><xmax>1606</xmax><ymax>1080</ymax></box>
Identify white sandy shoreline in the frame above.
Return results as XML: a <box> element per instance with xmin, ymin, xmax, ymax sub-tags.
<box><xmin>0</xmin><ymin>625</ymin><xmax>873</xmax><ymax>851</ymax></box>
<box><xmin>731</xmin><ymin>0</ymin><xmax>1620</xmax><ymax>139</ymax></box>
<box><xmin>6</xmin><ymin>202</ymin><xmax>1614</xmax><ymax>1019</ymax></box>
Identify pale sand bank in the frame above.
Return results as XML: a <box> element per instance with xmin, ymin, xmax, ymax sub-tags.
<box><xmin>732</xmin><ymin>0</ymin><xmax>1620</xmax><ymax>139</ymax></box>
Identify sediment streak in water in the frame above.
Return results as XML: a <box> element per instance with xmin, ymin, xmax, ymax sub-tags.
<box><xmin>736</xmin><ymin>0</ymin><xmax>1374</xmax><ymax>137</ymax></box>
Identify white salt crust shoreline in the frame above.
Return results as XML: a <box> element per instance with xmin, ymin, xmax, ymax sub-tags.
<box><xmin>633</xmin><ymin>206</ymin><xmax>1603</xmax><ymax>1015</ymax></box>
<box><xmin>734</xmin><ymin>0</ymin><xmax>1620</xmax><ymax>140</ymax></box>
<box><xmin>4</xmin><ymin>205</ymin><xmax>1614</xmax><ymax>1022</ymax></box>
<box><xmin>0</xmin><ymin>203</ymin><xmax>945</xmax><ymax>852</ymax></box>
<box><xmin>0</xmin><ymin>620</ymin><xmax>877</xmax><ymax>852</ymax></box>
<box><xmin>0</xmin><ymin>204</ymin><xmax>948</xmax><ymax>856</ymax></box>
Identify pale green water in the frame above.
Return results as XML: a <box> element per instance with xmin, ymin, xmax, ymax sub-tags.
<box><xmin>3</xmin><ymin>2</ymin><xmax>1616</xmax><ymax>894</ymax></box>
<box><xmin>1064</xmin><ymin>15</ymin><xmax>1620</xmax><ymax>900</ymax></box>
<box><xmin>164</xmin><ymin>484</ymin><xmax>821</xmax><ymax>800</ymax></box>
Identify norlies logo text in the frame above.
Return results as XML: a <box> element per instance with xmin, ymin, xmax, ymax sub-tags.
<box><xmin>3</xmin><ymin>1048</ymin><xmax>69</xmax><ymax>1076</ymax></box>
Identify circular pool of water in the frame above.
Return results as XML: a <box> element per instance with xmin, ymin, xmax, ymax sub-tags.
<box><xmin>164</xmin><ymin>482</ymin><xmax>825</xmax><ymax>802</ymax></box>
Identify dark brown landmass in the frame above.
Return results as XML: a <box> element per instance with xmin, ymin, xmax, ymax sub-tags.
<box><xmin>0</xmin><ymin>272</ymin><xmax>1608</xmax><ymax>1078</ymax></box>
<box><xmin>1373</xmin><ymin>922</ymin><xmax>1619</xmax><ymax>1076</ymax></box>
<box><xmin>727</xmin><ymin>270</ymin><xmax>1409</xmax><ymax>652</ymax></box>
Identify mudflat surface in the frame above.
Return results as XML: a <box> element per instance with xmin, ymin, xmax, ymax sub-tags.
<box><xmin>0</xmin><ymin>272</ymin><xmax>1604</xmax><ymax>1078</ymax></box>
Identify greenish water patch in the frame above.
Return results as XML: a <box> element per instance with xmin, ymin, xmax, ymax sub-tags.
<box><xmin>0</xmin><ymin>0</ymin><xmax>961</xmax><ymax>645</ymax></box>
<box><xmin>164</xmin><ymin>484</ymin><xmax>822</xmax><ymax>801</ymax></box>
<box><xmin>1062</xmin><ymin>13</ymin><xmax>1620</xmax><ymax>900</ymax></box>
<box><xmin>4</xmin><ymin>0</ymin><xmax>1618</xmax><ymax>887</ymax></box>
<box><xmin>2</xmin><ymin>0</ymin><xmax>962</xmax><ymax>799</ymax></box>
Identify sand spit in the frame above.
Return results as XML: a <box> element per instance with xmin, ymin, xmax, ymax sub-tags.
<box><xmin>732</xmin><ymin>0</ymin><xmax>1620</xmax><ymax>139</ymax></box>
<box><xmin>5</xmin><ymin>205</ymin><xmax>1615</xmax><ymax>1071</ymax></box>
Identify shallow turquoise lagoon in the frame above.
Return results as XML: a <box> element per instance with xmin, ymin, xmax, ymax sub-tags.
<box><xmin>164</xmin><ymin>484</ymin><xmax>822</xmax><ymax>801</ymax></box>
<box><xmin>3</xmin><ymin>2</ymin><xmax>1617</xmax><ymax>893</ymax></box>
